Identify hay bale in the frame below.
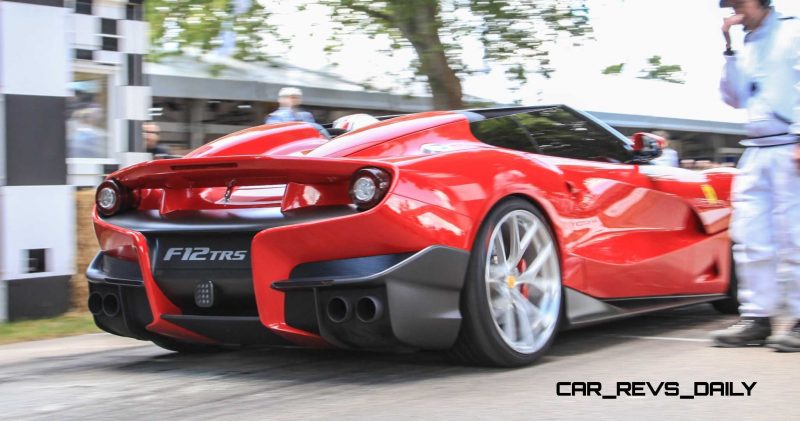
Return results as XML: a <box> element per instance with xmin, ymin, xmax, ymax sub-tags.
<box><xmin>72</xmin><ymin>189</ymin><xmax>100</xmax><ymax>311</ymax></box>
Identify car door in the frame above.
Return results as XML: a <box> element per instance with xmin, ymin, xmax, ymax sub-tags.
<box><xmin>513</xmin><ymin>108</ymin><xmax>704</xmax><ymax>298</ymax></box>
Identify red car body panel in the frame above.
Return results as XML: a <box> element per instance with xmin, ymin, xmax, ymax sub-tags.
<box><xmin>89</xmin><ymin>107</ymin><xmax>736</xmax><ymax>347</ymax></box>
<box><xmin>185</xmin><ymin>122</ymin><xmax>328</xmax><ymax>158</ymax></box>
<box><xmin>252</xmin><ymin>195</ymin><xmax>474</xmax><ymax>345</ymax></box>
<box><xmin>307</xmin><ymin>112</ymin><xmax>467</xmax><ymax>158</ymax></box>
<box><xmin>93</xmin><ymin>208</ymin><xmax>215</xmax><ymax>343</ymax></box>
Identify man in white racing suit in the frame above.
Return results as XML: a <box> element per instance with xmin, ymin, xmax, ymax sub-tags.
<box><xmin>711</xmin><ymin>0</ymin><xmax>800</xmax><ymax>351</ymax></box>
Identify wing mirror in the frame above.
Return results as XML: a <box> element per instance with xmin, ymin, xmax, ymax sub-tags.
<box><xmin>630</xmin><ymin>132</ymin><xmax>665</xmax><ymax>162</ymax></box>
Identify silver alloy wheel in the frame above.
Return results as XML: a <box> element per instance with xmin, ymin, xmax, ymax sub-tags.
<box><xmin>484</xmin><ymin>209</ymin><xmax>561</xmax><ymax>354</ymax></box>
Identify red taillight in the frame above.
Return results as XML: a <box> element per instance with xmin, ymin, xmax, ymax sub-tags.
<box><xmin>96</xmin><ymin>179</ymin><xmax>138</xmax><ymax>217</ymax></box>
<box><xmin>349</xmin><ymin>167</ymin><xmax>391</xmax><ymax>211</ymax></box>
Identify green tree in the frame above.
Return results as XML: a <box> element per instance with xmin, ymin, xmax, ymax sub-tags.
<box><xmin>146</xmin><ymin>0</ymin><xmax>593</xmax><ymax>109</ymax></box>
<box><xmin>145</xmin><ymin>0</ymin><xmax>275</xmax><ymax>62</ymax></box>
<box><xmin>323</xmin><ymin>0</ymin><xmax>592</xmax><ymax>109</ymax></box>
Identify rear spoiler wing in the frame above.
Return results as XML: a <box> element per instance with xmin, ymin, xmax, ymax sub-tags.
<box><xmin>111</xmin><ymin>156</ymin><xmax>394</xmax><ymax>189</ymax></box>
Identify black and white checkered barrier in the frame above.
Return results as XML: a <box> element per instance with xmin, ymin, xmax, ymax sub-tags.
<box><xmin>0</xmin><ymin>0</ymin><xmax>148</xmax><ymax>321</ymax></box>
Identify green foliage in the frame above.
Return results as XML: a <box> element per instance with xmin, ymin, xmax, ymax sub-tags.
<box><xmin>602</xmin><ymin>63</ymin><xmax>624</xmax><ymax>75</ymax></box>
<box><xmin>145</xmin><ymin>0</ymin><xmax>276</xmax><ymax>62</ymax></box>
<box><xmin>638</xmin><ymin>55</ymin><xmax>685</xmax><ymax>84</ymax></box>
<box><xmin>323</xmin><ymin>0</ymin><xmax>593</xmax><ymax>81</ymax></box>
<box><xmin>146</xmin><ymin>0</ymin><xmax>594</xmax><ymax>107</ymax></box>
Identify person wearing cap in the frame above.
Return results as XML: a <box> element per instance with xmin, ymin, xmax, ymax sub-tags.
<box><xmin>711</xmin><ymin>0</ymin><xmax>800</xmax><ymax>352</ymax></box>
<box><xmin>266</xmin><ymin>87</ymin><xmax>317</xmax><ymax>124</ymax></box>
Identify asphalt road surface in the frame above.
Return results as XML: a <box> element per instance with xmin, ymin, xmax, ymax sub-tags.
<box><xmin>1</xmin><ymin>305</ymin><xmax>796</xmax><ymax>420</ymax></box>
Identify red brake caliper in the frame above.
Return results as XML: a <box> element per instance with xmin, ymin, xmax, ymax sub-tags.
<box><xmin>517</xmin><ymin>259</ymin><xmax>529</xmax><ymax>298</ymax></box>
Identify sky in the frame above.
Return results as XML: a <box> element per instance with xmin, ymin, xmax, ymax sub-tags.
<box><xmin>259</xmin><ymin>0</ymin><xmax>800</xmax><ymax>120</ymax></box>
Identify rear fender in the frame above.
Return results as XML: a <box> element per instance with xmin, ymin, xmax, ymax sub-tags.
<box><xmin>389</xmin><ymin>149</ymin><xmax>569</xmax><ymax>237</ymax></box>
<box><xmin>386</xmin><ymin>150</ymin><xmax>575</xmax><ymax>289</ymax></box>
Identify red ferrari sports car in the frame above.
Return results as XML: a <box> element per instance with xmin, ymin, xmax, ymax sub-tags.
<box><xmin>87</xmin><ymin>105</ymin><xmax>738</xmax><ymax>367</ymax></box>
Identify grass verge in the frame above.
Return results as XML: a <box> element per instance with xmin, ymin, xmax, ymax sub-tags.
<box><xmin>0</xmin><ymin>312</ymin><xmax>99</xmax><ymax>345</ymax></box>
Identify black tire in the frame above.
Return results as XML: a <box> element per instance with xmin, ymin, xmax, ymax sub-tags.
<box><xmin>151</xmin><ymin>336</ymin><xmax>231</xmax><ymax>354</ymax></box>
<box><xmin>449</xmin><ymin>198</ymin><xmax>563</xmax><ymax>367</ymax></box>
<box><xmin>712</xmin><ymin>247</ymin><xmax>740</xmax><ymax>314</ymax></box>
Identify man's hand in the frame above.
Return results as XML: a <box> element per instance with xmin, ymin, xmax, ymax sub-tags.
<box><xmin>722</xmin><ymin>14</ymin><xmax>745</xmax><ymax>49</ymax></box>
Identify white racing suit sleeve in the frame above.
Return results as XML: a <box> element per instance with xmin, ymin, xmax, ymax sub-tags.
<box><xmin>793</xmin><ymin>35</ymin><xmax>800</xmax><ymax>135</ymax></box>
<box><xmin>720</xmin><ymin>55</ymin><xmax>750</xmax><ymax>109</ymax></box>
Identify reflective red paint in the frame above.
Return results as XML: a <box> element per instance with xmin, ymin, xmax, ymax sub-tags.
<box><xmin>92</xmin><ymin>110</ymin><xmax>736</xmax><ymax>345</ymax></box>
<box><xmin>93</xmin><ymin>208</ymin><xmax>214</xmax><ymax>343</ymax></box>
<box><xmin>185</xmin><ymin>122</ymin><xmax>327</xmax><ymax>158</ymax></box>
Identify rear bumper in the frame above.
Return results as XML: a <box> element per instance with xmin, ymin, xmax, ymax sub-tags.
<box><xmin>90</xmin><ymin>194</ymin><xmax>474</xmax><ymax>349</ymax></box>
<box><xmin>273</xmin><ymin>246</ymin><xmax>470</xmax><ymax>350</ymax></box>
<box><xmin>87</xmin><ymin>246</ymin><xmax>469</xmax><ymax>349</ymax></box>
<box><xmin>85</xmin><ymin>253</ymin><xmax>154</xmax><ymax>341</ymax></box>
<box><xmin>86</xmin><ymin>252</ymin><xmax>291</xmax><ymax>345</ymax></box>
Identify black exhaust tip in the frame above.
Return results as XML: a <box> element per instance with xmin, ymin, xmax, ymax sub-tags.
<box><xmin>326</xmin><ymin>296</ymin><xmax>351</xmax><ymax>323</ymax></box>
<box><xmin>102</xmin><ymin>294</ymin><xmax>120</xmax><ymax>317</ymax></box>
<box><xmin>355</xmin><ymin>296</ymin><xmax>384</xmax><ymax>323</ymax></box>
<box><xmin>88</xmin><ymin>293</ymin><xmax>103</xmax><ymax>316</ymax></box>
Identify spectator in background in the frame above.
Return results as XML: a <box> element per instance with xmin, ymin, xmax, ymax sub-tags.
<box><xmin>144</xmin><ymin>123</ymin><xmax>169</xmax><ymax>157</ymax></box>
<box><xmin>67</xmin><ymin>107</ymin><xmax>105</xmax><ymax>158</ymax></box>
<box><xmin>650</xmin><ymin>130</ymin><xmax>680</xmax><ymax>167</ymax></box>
<box><xmin>266</xmin><ymin>87</ymin><xmax>317</xmax><ymax>124</ymax></box>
